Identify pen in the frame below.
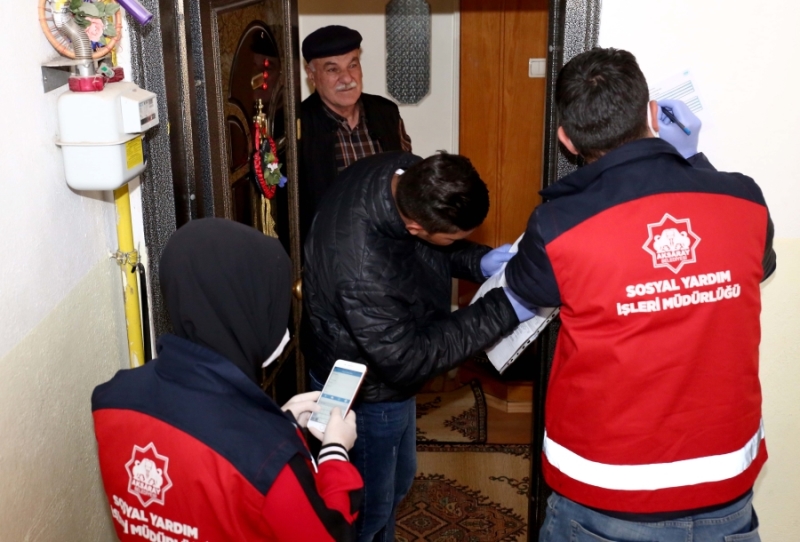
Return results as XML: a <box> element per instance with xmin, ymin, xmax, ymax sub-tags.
<box><xmin>661</xmin><ymin>106</ymin><xmax>691</xmax><ymax>135</ymax></box>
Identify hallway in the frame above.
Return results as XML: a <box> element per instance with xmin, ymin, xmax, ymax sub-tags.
<box><xmin>2</xmin><ymin>0</ymin><xmax>799</xmax><ymax>540</ymax></box>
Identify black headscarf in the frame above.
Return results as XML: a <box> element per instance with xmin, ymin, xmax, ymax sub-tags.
<box><xmin>159</xmin><ymin>218</ymin><xmax>292</xmax><ymax>384</ymax></box>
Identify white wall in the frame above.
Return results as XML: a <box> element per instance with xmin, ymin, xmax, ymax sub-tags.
<box><xmin>298</xmin><ymin>0</ymin><xmax>460</xmax><ymax>156</ymax></box>
<box><xmin>599</xmin><ymin>1</ymin><xmax>800</xmax><ymax>538</ymax></box>
<box><xmin>0</xmin><ymin>2</ymin><xmax>128</xmax><ymax>539</ymax></box>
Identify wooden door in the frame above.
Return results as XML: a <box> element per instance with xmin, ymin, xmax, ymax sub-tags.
<box><xmin>190</xmin><ymin>0</ymin><xmax>304</xmax><ymax>401</ymax></box>
<box><xmin>460</xmin><ymin>0</ymin><xmax>549</xmax><ymax>252</ymax></box>
<box><xmin>460</xmin><ymin>5</ymin><xmax>551</xmax><ymax>540</ymax></box>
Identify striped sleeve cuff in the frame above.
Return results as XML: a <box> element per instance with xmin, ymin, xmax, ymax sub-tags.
<box><xmin>318</xmin><ymin>443</ymin><xmax>349</xmax><ymax>464</ymax></box>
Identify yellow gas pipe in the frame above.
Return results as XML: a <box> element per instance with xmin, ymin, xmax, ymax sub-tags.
<box><xmin>114</xmin><ymin>184</ymin><xmax>145</xmax><ymax>368</ymax></box>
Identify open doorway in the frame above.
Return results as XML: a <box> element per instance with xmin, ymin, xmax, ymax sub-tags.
<box><xmin>128</xmin><ymin>0</ymin><xmax>601</xmax><ymax>538</ymax></box>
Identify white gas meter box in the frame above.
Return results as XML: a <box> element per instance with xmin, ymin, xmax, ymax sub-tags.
<box><xmin>56</xmin><ymin>81</ymin><xmax>159</xmax><ymax>190</ymax></box>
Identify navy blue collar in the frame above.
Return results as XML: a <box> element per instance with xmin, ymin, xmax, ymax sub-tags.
<box><xmin>155</xmin><ymin>334</ymin><xmax>292</xmax><ymax>421</ymax></box>
<box><xmin>542</xmin><ymin>138</ymin><xmax>687</xmax><ymax>201</ymax></box>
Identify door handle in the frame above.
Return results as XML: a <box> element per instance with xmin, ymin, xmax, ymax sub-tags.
<box><xmin>293</xmin><ymin>278</ymin><xmax>302</xmax><ymax>300</ymax></box>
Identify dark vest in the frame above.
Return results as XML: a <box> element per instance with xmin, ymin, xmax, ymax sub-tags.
<box><xmin>298</xmin><ymin>92</ymin><xmax>404</xmax><ymax>239</ymax></box>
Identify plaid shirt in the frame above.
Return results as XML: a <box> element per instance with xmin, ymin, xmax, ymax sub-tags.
<box><xmin>324</xmin><ymin>101</ymin><xmax>412</xmax><ymax>172</ymax></box>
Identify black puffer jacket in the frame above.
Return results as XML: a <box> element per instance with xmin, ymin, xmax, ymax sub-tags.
<box><xmin>303</xmin><ymin>151</ymin><xmax>520</xmax><ymax>403</ymax></box>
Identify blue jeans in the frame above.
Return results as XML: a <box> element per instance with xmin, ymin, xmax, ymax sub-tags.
<box><xmin>540</xmin><ymin>491</ymin><xmax>760</xmax><ymax>542</ymax></box>
<box><xmin>309</xmin><ymin>373</ymin><xmax>417</xmax><ymax>542</ymax></box>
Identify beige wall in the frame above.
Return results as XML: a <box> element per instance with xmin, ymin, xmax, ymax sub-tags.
<box><xmin>755</xmin><ymin>238</ymin><xmax>800</xmax><ymax>536</ymax></box>
<box><xmin>0</xmin><ymin>259</ymin><xmax>127</xmax><ymax>541</ymax></box>
<box><xmin>0</xmin><ymin>1</ymin><xmax>128</xmax><ymax>539</ymax></box>
<box><xmin>600</xmin><ymin>1</ymin><xmax>800</xmax><ymax>538</ymax></box>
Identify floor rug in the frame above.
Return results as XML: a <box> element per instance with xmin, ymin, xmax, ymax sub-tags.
<box><xmin>396</xmin><ymin>444</ymin><xmax>530</xmax><ymax>542</ymax></box>
<box><xmin>416</xmin><ymin>380</ymin><xmax>487</xmax><ymax>444</ymax></box>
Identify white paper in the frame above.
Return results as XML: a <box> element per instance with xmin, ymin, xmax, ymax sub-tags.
<box><xmin>649</xmin><ymin>70</ymin><xmax>704</xmax><ymax>113</ymax></box>
<box><xmin>471</xmin><ymin>235</ymin><xmax>560</xmax><ymax>374</ymax></box>
<box><xmin>649</xmin><ymin>69</ymin><xmax>715</xmax><ymax>140</ymax></box>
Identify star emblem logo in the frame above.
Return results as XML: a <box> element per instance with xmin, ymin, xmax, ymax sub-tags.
<box><xmin>642</xmin><ymin>213</ymin><xmax>701</xmax><ymax>274</ymax></box>
<box><xmin>125</xmin><ymin>442</ymin><xmax>173</xmax><ymax>508</ymax></box>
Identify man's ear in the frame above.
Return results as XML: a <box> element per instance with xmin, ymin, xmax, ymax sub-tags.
<box><xmin>304</xmin><ymin>62</ymin><xmax>315</xmax><ymax>85</ymax></box>
<box><xmin>557</xmin><ymin>126</ymin><xmax>579</xmax><ymax>156</ymax></box>
<box><xmin>404</xmin><ymin>221</ymin><xmax>425</xmax><ymax>237</ymax></box>
<box><xmin>649</xmin><ymin>100</ymin><xmax>660</xmax><ymax>133</ymax></box>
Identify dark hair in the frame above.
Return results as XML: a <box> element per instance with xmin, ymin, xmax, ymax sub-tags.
<box><xmin>556</xmin><ymin>47</ymin><xmax>650</xmax><ymax>160</ymax></box>
<box><xmin>395</xmin><ymin>153</ymin><xmax>489</xmax><ymax>234</ymax></box>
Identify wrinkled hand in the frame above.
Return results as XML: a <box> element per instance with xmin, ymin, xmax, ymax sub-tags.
<box><xmin>657</xmin><ymin>99</ymin><xmax>701</xmax><ymax>159</ymax></box>
<box><xmin>503</xmin><ymin>287</ymin><xmax>537</xmax><ymax>323</ymax></box>
<box><xmin>308</xmin><ymin>407</ymin><xmax>358</xmax><ymax>451</ymax></box>
<box><xmin>281</xmin><ymin>391</ymin><xmax>321</xmax><ymax>428</ymax></box>
<box><xmin>481</xmin><ymin>244</ymin><xmax>514</xmax><ymax>277</ymax></box>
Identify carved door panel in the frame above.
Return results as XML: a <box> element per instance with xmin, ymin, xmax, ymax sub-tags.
<box><xmin>193</xmin><ymin>0</ymin><xmax>304</xmax><ymax>401</ymax></box>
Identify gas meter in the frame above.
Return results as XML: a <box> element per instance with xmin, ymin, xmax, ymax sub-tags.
<box><xmin>56</xmin><ymin>81</ymin><xmax>159</xmax><ymax>190</ymax></box>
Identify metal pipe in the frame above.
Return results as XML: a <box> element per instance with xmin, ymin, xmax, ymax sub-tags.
<box><xmin>116</xmin><ymin>0</ymin><xmax>153</xmax><ymax>26</ymax></box>
<box><xmin>114</xmin><ymin>185</ymin><xmax>145</xmax><ymax>368</ymax></box>
<box><xmin>54</xmin><ymin>9</ymin><xmax>95</xmax><ymax>76</ymax></box>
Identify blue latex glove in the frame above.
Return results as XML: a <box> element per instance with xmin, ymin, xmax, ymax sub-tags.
<box><xmin>503</xmin><ymin>287</ymin><xmax>536</xmax><ymax>323</ymax></box>
<box><xmin>481</xmin><ymin>244</ymin><xmax>514</xmax><ymax>277</ymax></box>
<box><xmin>657</xmin><ymin>99</ymin><xmax>701</xmax><ymax>159</ymax></box>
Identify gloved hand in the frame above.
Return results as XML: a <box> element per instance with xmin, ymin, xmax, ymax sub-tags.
<box><xmin>308</xmin><ymin>407</ymin><xmax>358</xmax><ymax>451</ymax></box>
<box><xmin>657</xmin><ymin>99</ymin><xmax>701</xmax><ymax>159</ymax></box>
<box><xmin>503</xmin><ymin>287</ymin><xmax>537</xmax><ymax>323</ymax></box>
<box><xmin>281</xmin><ymin>391</ymin><xmax>321</xmax><ymax>428</ymax></box>
<box><xmin>481</xmin><ymin>244</ymin><xmax>514</xmax><ymax>277</ymax></box>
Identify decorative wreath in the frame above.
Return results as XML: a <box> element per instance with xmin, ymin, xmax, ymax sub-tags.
<box><xmin>38</xmin><ymin>0</ymin><xmax>123</xmax><ymax>60</ymax></box>
<box><xmin>252</xmin><ymin>119</ymin><xmax>287</xmax><ymax>200</ymax></box>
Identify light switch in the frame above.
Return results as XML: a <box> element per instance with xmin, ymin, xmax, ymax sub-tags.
<box><xmin>528</xmin><ymin>58</ymin><xmax>546</xmax><ymax>78</ymax></box>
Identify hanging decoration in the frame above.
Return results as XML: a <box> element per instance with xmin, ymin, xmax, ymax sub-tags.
<box><xmin>386</xmin><ymin>0</ymin><xmax>431</xmax><ymax>104</ymax></box>
<box><xmin>63</xmin><ymin>0</ymin><xmax>120</xmax><ymax>48</ymax></box>
<box><xmin>39</xmin><ymin>0</ymin><xmax>123</xmax><ymax>60</ymax></box>
<box><xmin>252</xmin><ymin>99</ymin><xmax>286</xmax><ymax>237</ymax></box>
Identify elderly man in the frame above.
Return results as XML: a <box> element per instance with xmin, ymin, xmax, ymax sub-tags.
<box><xmin>299</xmin><ymin>25</ymin><xmax>412</xmax><ymax>237</ymax></box>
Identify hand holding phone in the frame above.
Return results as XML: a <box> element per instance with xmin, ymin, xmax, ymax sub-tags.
<box><xmin>281</xmin><ymin>391</ymin><xmax>321</xmax><ymax>428</ymax></box>
<box><xmin>308</xmin><ymin>407</ymin><xmax>357</xmax><ymax>451</ymax></box>
<box><xmin>307</xmin><ymin>360</ymin><xmax>366</xmax><ymax>434</ymax></box>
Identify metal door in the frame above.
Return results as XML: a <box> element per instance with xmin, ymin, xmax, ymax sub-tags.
<box><xmin>153</xmin><ymin>0</ymin><xmax>304</xmax><ymax>401</ymax></box>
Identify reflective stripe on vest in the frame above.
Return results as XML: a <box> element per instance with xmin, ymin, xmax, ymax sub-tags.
<box><xmin>543</xmin><ymin>419</ymin><xmax>764</xmax><ymax>491</ymax></box>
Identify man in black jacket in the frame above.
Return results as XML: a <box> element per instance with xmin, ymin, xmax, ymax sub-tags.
<box><xmin>299</xmin><ymin>25</ymin><xmax>412</xmax><ymax>239</ymax></box>
<box><xmin>303</xmin><ymin>151</ymin><xmax>531</xmax><ymax>542</ymax></box>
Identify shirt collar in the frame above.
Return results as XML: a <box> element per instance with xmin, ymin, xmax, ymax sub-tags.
<box><xmin>322</xmin><ymin>99</ymin><xmax>365</xmax><ymax>131</ymax></box>
<box><xmin>541</xmin><ymin>138</ymin><xmax>687</xmax><ymax>201</ymax></box>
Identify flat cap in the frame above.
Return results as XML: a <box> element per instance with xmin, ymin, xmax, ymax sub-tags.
<box><xmin>302</xmin><ymin>25</ymin><xmax>362</xmax><ymax>63</ymax></box>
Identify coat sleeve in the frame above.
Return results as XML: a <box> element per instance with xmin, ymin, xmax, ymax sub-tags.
<box><xmin>446</xmin><ymin>240</ymin><xmax>491</xmax><ymax>284</ymax></box>
<box><xmin>262</xmin><ymin>455</ymin><xmax>363</xmax><ymax>541</ymax></box>
<box><xmin>336</xmin><ymin>282</ymin><xmax>519</xmax><ymax>389</ymax></box>
<box><xmin>505</xmin><ymin>209</ymin><xmax>562</xmax><ymax>307</ymax></box>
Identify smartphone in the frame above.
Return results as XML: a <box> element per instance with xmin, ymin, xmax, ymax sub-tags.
<box><xmin>307</xmin><ymin>360</ymin><xmax>367</xmax><ymax>433</ymax></box>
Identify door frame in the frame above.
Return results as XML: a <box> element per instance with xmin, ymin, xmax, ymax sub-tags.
<box><xmin>529</xmin><ymin>0</ymin><xmax>600</xmax><ymax>538</ymax></box>
<box><xmin>126</xmin><ymin>0</ymin><xmax>600</xmax><ymax>535</ymax></box>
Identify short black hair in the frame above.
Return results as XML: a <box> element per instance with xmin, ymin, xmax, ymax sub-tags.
<box><xmin>396</xmin><ymin>153</ymin><xmax>489</xmax><ymax>234</ymax></box>
<box><xmin>556</xmin><ymin>47</ymin><xmax>650</xmax><ymax>160</ymax></box>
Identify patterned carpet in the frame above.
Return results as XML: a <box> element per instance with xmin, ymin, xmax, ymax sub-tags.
<box><xmin>397</xmin><ymin>444</ymin><xmax>530</xmax><ymax>542</ymax></box>
<box><xmin>397</xmin><ymin>397</ymin><xmax>532</xmax><ymax>542</ymax></box>
<box><xmin>415</xmin><ymin>380</ymin><xmax>487</xmax><ymax>444</ymax></box>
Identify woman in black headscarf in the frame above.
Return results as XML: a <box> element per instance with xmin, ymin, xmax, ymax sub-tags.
<box><xmin>92</xmin><ymin>218</ymin><xmax>362</xmax><ymax>541</ymax></box>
